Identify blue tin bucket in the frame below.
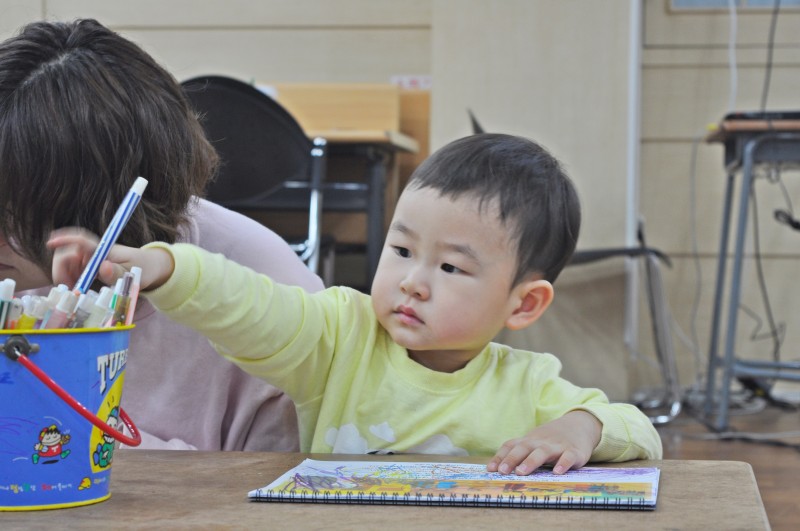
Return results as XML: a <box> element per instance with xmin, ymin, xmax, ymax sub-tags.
<box><xmin>0</xmin><ymin>327</ymin><xmax>141</xmax><ymax>510</ymax></box>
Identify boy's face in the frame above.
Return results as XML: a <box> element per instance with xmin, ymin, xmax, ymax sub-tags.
<box><xmin>371</xmin><ymin>187</ymin><xmax>522</xmax><ymax>372</ymax></box>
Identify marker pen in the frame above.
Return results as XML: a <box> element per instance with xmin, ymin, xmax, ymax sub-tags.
<box><xmin>29</xmin><ymin>299</ymin><xmax>50</xmax><ymax>329</ymax></box>
<box><xmin>16</xmin><ymin>296</ymin><xmax>42</xmax><ymax>330</ymax></box>
<box><xmin>43</xmin><ymin>291</ymin><xmax>79</xmax><ymax>329</ymax></box>
<box><xmin>84</xmin><ymin>286</ymin><xmax>114</xmax><ymax>328</ymax></box>
<box><xmin>111</xmin><ymin>273</ymin><xmax>133</xmax><ymax>326</ymax></box>
<box><xmin>0</xmin><ymin>279</ymin><xmax>16</xmax><ymax>329</ymax></box>
<box><xmin>108</xmin><ymin>278</ymin><xmax>124</xmax><ymax>319</ymax></box>
<box><xmin>5</xmin><ymin>298</ymin><xmax>23</xmax><ymax>329</ymax></box>
<box><xmin>68</xmin><ymin>291</ymin><xmax>99</xmax><ymax>329</ymax></box>
<box><xmin>38</xmin><ymin>286</ymin><xmax>65</xmax><ymax>328</ymax></box>
<box><xmin>73</xmin><ymin>176</ymin><xmax>148</xmax><ymax>294</ymax></box>
<box><xmin>124</xmin><ymin>266</ymin><xmax>142</xmax><ymax>325</ymax></box>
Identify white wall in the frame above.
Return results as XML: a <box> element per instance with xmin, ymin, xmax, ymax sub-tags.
<box><xmin>1</xmin><ymin>0</ymin><xmax>432</xmax><ymax>84</ymax></box>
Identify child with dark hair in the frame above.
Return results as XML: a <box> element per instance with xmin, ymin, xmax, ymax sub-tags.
<box><xmin>50</xmin><ymin>133</ymin><xmax>662</xmax><ymax>474</ymax></box>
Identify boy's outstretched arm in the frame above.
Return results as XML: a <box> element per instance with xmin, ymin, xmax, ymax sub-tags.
<box><xmin>47</xmin><ymin>228</ymin><xmax>174</xmax><ymax>291</ymax></box>
<box><xmin>487</xmin><ymin>410</ymin><xmax>601</xmax><ymax>476</ymax></box>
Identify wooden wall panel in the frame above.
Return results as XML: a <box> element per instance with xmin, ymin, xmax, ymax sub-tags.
<box><xmin>110</xmin><ymin>28</ymin><xmax>431</xmax><ymax>84</ymax></box>
<box><xmin>644</xmin><ymin>0</ymin><xmax>800</xmax><ymax>47</ymax></box>
<box><xmin>2</xmin><ymin>2</ymin><xmax>432</xmax><ymax>85</ymax></box>
<box><xmin>430</xmin><ymin>0</ymin><xmax>634</xmax><ymax>251</ymax></box>
<box><xmin>432</xmin><ymin>0</ymin><xmax>636</xmax><ymax>397</ymax></box>
<box><xmin>642</xmin><ymin>67</ymin><xmax>800</xmax><ymax>140</ymax></box>
<box><xmin>44</xmin><ymin>0</ymin><xmax>432</xmax><ymax>27</ymax></box>
<box><xmin>0</xmin><ymin>1</ymin><xmax>44</xmax><ymax>38</ymax></box>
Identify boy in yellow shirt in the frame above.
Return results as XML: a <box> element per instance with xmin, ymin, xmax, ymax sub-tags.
<box><xmin>50</xmin><ymin>133</ymin><xmax>662</xmax><ymax>475</ymax></box>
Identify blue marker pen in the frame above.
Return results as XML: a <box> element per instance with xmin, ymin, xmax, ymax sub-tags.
<box><xmin>73</xmin><ymin>177</ymin><xmax>148</xmax><ymax>294</ymax></box>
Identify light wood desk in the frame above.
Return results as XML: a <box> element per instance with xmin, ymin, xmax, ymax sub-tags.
<box><xmin>262</xmin><ymin>128</ymin><xmax>418</xmax><ymax>287</ymax></box>
<box><xmin>314</xmin><ymin>129</ymin><xmax>417</xmax><ymax>285</ymax></box>
<box><xmin>2</xmin><ymin>451</ymin><xmax>769</xmax><ymax>529</ymax></box>
<box><xmin>264</xmin><ymin>83</ymin><xmax>421</xmax><ymax>287</ymax></box>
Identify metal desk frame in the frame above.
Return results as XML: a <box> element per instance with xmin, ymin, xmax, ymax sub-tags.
<box><xmin>704</xmin><ymin>126</ymin><xmax>800</xmax><ymax>431</ymax></box>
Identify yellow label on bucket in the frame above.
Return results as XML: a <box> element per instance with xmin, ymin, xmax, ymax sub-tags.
<box><xmin>89</xmin><ymin>372</ymin><xmax>125</xmax><ymax>474</ymax></box>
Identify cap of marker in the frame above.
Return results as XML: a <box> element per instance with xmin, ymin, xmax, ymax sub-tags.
<box><xmin>45</xmin><ymin>287</ymin><xmax>62</xmax><ymax>305</ymax></box>
<box><xmin>83</xmin><ymin>286</ymin><xmax>114</xmax><ymax>328</ymax></box>
<box><xmin>55</xmin><ymin>290</ymin><xmax>79</xmax><ymax>314</ymax></box>
<box><xmin>130</xmin><ymin>266</ymin><xmax>142</xmax><ymax>285</ymax></box>
<box><xmin>0</xmin><ymin>279</ymin><xmax>17</xmax><ymax>328</ymax></box>
<box><xmin>96</xmin><ymin>286</ymin><xmax>113</xmax><ymax>309</ymax></box>
<box><xmin>0</xmin><ymin>279</ymin><xmax>14</xmax><ymax>301</ymax></box>
<box><xmin>75</xmin><ymin>291</ymin><xmax>99</xmax><ymax>313</ymax></box>
<box><xmin>131</xmin><ymin>176</ymin><xmax>148</xmax><ymax>195</ymax></box>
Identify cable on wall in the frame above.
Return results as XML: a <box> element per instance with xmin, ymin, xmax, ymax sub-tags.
<box><xmin>759</xmin><ymin>0</ymin><xmax>781</xmax><ymax>111</ymax></box>
<box><xmin>726</xmin><ymin>0</ymin><xmax>738</xmax><ymax>112</ymax></box>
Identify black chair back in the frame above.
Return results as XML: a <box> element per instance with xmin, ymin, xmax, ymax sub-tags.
<box><xmin>182</xmin><ymin>75</ymin><xmax>329</xmax><ymax>275</ymax></box>
<box><xmin>182</xmin><ymin>75</ymin><xmax>318</xmax><ymax>209</ymax></box>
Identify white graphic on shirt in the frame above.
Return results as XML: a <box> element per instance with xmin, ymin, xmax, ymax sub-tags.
<box><xmin>326</xmin><ymin>423</ymin><xmax>468</xmax><ymax>456</ymax></box>
<box><xmin>325</xmin><ymin>424</ymin><xmax>368</xmax><ymax>453</ymax></box>
<box><xmin>369</xmin><ymin>422</ymin><xmax>396</xmax><ymax>443</ymax></box>
<box><xmin>407</xmin><ymin>433</ymin><xmax>469</xmax><ymax>456</ymax></box>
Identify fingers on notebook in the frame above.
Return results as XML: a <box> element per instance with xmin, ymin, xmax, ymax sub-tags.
<box><xmin>488</xmin><ymin>440</ymin><xmax>585</xmax><ymax>476</ymax></box>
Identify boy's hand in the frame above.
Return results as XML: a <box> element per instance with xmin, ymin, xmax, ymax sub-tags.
<box><xmin>487</xmin><ymin>410</ymin><xmax>602</xmax><ymax>475</ymax></box>
<box><xmin>47</xmin><ymin>228</ymin><xmax>174</xmax><ymax>291</ymax></box>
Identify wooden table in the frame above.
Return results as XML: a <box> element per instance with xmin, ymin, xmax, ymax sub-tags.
<box><xmin>1</xmin><ymin>451</ymin><xmax>769</xmax><ymax>529</ymax></box>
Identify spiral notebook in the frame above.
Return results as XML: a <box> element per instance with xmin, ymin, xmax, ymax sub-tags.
<box><xmin>248</xmin><ymin>459</ymin><xmax>661</xmax><ymax>510</ymax></box>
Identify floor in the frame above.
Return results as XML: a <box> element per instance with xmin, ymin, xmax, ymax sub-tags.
<box><xmin>655</xmin><ymin>389</ymin><xmax>800</xmax><ymax>530</ymax></box>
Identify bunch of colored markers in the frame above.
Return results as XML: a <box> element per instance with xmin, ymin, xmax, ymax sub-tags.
<box><xmin>0</xmin><ymin>177</ymin><xmax>149</xmax><ymax>331</ymax></box>
<box><xmin>0</xmin><ymin>267</ymin><xmax>141</xmax><ymax>331</ymax></box>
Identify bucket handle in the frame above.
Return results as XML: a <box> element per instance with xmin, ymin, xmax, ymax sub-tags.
<box><xmin>2</xmin><ymin>335</ymin><xmax>142</xmax><ymax>447</ymax></box>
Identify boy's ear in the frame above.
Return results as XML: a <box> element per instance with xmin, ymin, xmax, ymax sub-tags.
<box><xmin>505</xmin><ymin>279</ymin><xmax>554</xmax><ymax>331</ymax></box>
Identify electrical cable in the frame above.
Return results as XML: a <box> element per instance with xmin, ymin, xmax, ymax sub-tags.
<box><xmin>759</xmin><ymin>0</ymin><xmax>781</xmax><ymax>112</ymax></box>
<box><xmin>746</xmin><ymin>180</ymin><xmax>784</xmax><ymax>365</ymax></box>
<box><xmin>673</xmin><ymin>2</ymin><xmax>741</xmax><ymax>410</ymax></box>
<box><xmin>682</xmin><ymin>0</ymin><xmax>741</xmax><ymax>401</ymax></box>
<box><xmin>775</xmin><ymin>171</ymin><xmax>794</xmax><ymax>214</ymax></box>
<box><xmin>686</xmin><ymin>132</ymin><xmax>707</xmax><ymax>394</ymax></box>
<box><xmin>727</xmin><ymin>0</ymin><xmax>738</xmax><ymax>112</ymax></box>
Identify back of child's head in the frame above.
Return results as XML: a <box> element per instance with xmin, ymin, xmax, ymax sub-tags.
<box><xmin>0</xmin><ymin>18</ymin><xmax>217</xmax><ymax>271</ymax></box>
<box><xmin>406</xmin><ymin>133</ymin><xmax>580</xmax><ymax>284</ymax></box>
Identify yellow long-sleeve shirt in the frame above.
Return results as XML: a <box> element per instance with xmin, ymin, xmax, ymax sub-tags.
<box><xmin>144</xmin><ymin>243</ymin><xmax>662</xmax><ymax>460</ymax></box>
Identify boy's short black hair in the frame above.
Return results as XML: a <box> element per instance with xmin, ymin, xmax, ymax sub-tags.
<box><xmin>406</xmin><ymin>133</ymin><xmax>580</xmax><ymax>284</ymax></box>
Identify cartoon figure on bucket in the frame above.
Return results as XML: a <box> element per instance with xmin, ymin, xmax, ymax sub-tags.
<box><xmin>93</xmin><ymin>407</ymin><xmax>120</xmax><ymax>468</ymax></box>
<box><xmin>32</xmin><ymin>424</ymin><xmax>71</xmax><ymax>464</ymax></box>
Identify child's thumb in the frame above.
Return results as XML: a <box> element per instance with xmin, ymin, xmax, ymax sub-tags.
<box><xmin>96</xmin><ymin>261</ymin><xmax>129</xmax><ymax>288</ymax></box>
